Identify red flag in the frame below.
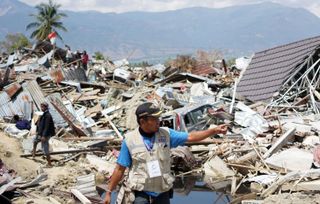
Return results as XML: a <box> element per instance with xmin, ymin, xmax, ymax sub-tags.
<box><xmin>48</xmin><ymin>32</ymin><xmax>57</xmax><ymax>44</ymax></box>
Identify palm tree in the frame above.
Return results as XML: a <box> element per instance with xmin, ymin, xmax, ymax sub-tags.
<box><xmin>26</xmin><ymin>0</ymin><xmax>67</xmax><ymax>41</ymax></box>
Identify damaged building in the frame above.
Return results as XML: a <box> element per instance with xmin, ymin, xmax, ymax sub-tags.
<box><xmin>1</xmin><ymin>35</ymin><xmax>320</xmax><ymax>204</ymax></box>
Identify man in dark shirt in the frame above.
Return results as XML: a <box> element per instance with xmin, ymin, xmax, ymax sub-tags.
<box><xmin>32</xmin><ymin>102</ymin><xmax>55</xmax><ymax>167</ymax></box>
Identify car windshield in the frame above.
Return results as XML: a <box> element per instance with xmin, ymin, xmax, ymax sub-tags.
<box><xmin>184</xmin><ymin>105</ymin><xmax>212</xmax><ymax>128</ymax></box>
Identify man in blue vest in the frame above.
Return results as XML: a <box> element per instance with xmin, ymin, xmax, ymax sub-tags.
<box><xmin>104</xmin><ymin>102</ymin><xmax>227</xmax><ymax>204</ymax></box>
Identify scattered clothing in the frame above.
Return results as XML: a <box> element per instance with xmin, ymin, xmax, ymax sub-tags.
<box><xmin>15</xmin><ymin>120</ymin><xmax>30</xmax><ymax>130</ymax></box>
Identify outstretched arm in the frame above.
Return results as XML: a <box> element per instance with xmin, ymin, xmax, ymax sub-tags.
<box><xmin>187</xmin><ymin>124</ymin><xmax>227</xmax><ymax>142</ymax></box>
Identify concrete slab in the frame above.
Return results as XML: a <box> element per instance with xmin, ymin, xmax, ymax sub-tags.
<box><xmin>265</xmin><ymin>148</ymin><xmax>313</xmax><ymax>172</ymax></box>
<box><xmin>204</xmin><ymin>155</ymin><xmax>235</xmax><ymax>179</ymax></box>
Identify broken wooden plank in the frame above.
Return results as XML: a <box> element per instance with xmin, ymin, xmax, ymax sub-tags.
<box><xmin>251</xmin><ymin>143</ymin><xmax>271</xmax><ymax>172</ymax></box>
<box><xmin>281</xmin><ymin>179</ymin><xmax>320</xmax><ymax>192</ymax></box>
<box><xmin>71</xmin><ymin>188</ymin><xmax>92</xmax><ymax>204</ymax></box>
<box><xmin>101</xmin><ymin>112</ymin><xmax>123</xmax><ymax>139</ymax></box>
<box><xmin>185</xmin><ymin>138</ymin><xmax>238</xmax><ymax>145</ymax></box>
<box><xmin>62</xmin><ymin>137</ymin><xmax>115</xmax><ymax>141</ymax></box>
<box><xmin>261</xmin><ymin>169</ymin><xmax>320</xmax><ymax>198</ymax></box>
<box><xmin>49</xmin><ymin>96</ymin><xmax>88</xmax><ymax>136</ymax></box>
<box><xmin>20</xmin><ymin>148</ymin><xmax>101</xmax><ymax>158</ymax></box>
<box><xmin>230</xmin><ymin>176</ymin><xmax>237</xmax><ymax>196</ymax></box>
<box><xmin>263</xmin><ymin>127</ymin><xmax>296</xmax><ymax>159</ymax></box>
<box><xmin>59</xmin><ymin>153</ymin><xmax>83</xmax><ymax>164</ymax></box>
<box><xmin>226</xmin><ymin>163</ymin><xmax>259</xmax><ymax>171</ymax></box>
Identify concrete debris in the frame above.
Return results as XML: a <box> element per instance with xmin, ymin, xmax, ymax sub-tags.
<box><xmin>204</xmin><ymin>156</ymin><xmax>235</xmax><ymax>179</ymax></box>
<box><xmin>0</xmin><ymin>39</ymin><xmax>320</xmax><ymax>204</ymax></box>
<box><xmin>265</xmin><ymin>148</ymin><xmax>313</xmax><ymax>171</ymax></box>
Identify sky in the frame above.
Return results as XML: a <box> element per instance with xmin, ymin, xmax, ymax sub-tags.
<box><xmin>19</xmin><ymin>0</ymin><xmax>320</xmax><ymax>17</ymax></box>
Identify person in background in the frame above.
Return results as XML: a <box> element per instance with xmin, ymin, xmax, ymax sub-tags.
<box><xmin>65</xmin><ymin>45</ymin><xmax>73</xmax><ymax>65</ymax></box>
<box><xmin>32</xmin><ymin>102</ymin><xmax>55</xmax><ymax>167</ymax></box>
<box><xmin>81</xmin><ymin>50</ymin><xmax>89</xmax><ymax>70</ymax></box>
<box><xmin>104</xmin><ymin>102</ymin><xmax>227</xmax><ymax>204</ymax></box>
<box><xmin>74</xmin><ymin>50</ymin><xmax>82</xmax><ymax>67</ymax></box>
<box><xmin>13</xmin><ymin>115</ymin><xmax>31</xmax><ymax>130</ymax></box>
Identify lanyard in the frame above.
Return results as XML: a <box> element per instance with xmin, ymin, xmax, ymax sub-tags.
<box><xmin>144</xmin><ymin>136</ymin><xmax>155</xmax><ymax>151</ymax></box>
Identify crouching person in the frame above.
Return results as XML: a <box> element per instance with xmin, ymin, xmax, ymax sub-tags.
<box><xmin>104</xmin><ymin>102</ymin><xmax>227</xmax><ymax>204</ymax></box>
<box><xmin>32</xmin><ymin>102</ymin><xmax>55</xmax><ymax>167</ymax></box>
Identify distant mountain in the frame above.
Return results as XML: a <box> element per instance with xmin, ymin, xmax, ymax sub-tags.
<box><xmin>0</xmin><ymin>0</ymin><xmax>33</xmax><ymax>39</ymax></box>
<box><xmin>1</xmin><ymin>1</ymin><xmax>320</xmax><ymax>61</ymax></box>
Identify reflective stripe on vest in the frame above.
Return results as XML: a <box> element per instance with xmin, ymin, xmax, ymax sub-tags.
<box><xmin>125</xmin><ymin>127</ymin><xmax>175</xmax><ymax>193</ymax></box>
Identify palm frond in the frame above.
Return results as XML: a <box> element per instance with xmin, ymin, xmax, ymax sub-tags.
<box><xmin>27</xmin><ymin>0</ymin><xmax>67</xmax><ymax>40</ymax></box>
<box><xmin>26</xmin><ymin>22</ymin><xmax>40</xmax><ymax>30</ymax></box>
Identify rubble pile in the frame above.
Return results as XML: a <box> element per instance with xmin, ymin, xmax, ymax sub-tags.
<box><xmin>1</xmin><ymin>38</ymin><xmax>320</xmax><ymax>204</ymax></box>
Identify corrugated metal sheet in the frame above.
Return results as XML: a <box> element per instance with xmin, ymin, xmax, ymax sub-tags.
<box><xmin>50</xmin><ymin>67</ymin><xmax>87</xmax><ymax>83</ymax></box>
<box><xmin>63</xmin><ymin>67</ymin><xmax>87</xmax><ymax>82</ymax></box>
<box><xmin>24</xmin><ymin>80</ymin><xmax>67</xmax><ymax>127</ymax></box>
<box><xmin>0</xmin><ymin>92</ymin><xmax>15</xmax><ymax>117</ymax></box>
<box><xmin>24</xmin><ymin>80</ymin><xmax>46</xmax><ymax>110</ymax></box>
<box><xmin>46</xmin><ymin>93</ymin><xmax>68</xmax><ymax>127</ymax></box>
<box><xmin>4</xmin><ymin>82</ymin><xmax>22</xmax><ymax>98</ymax></box>
<box><xmin>237</xmin><ymin>35</ymin><xmax>320</xmax><ymax>102</ymax></box>
<box><xmin>12</xmin><ymin>90</ymin><xmax>33</xmax><ymax>120</ymax></box>
<box><xmin>0</xmin><ymin>90</ymin><xmax>32</xmax><ymax>118</ymax></box>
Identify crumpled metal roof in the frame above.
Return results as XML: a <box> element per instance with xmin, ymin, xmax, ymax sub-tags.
<box><xmin>0</xmin><ymin>90</ymin><xmax>33</xmax><ymax>119</ymax></box>
<box><xmin>50</xmin><ymin>67</ymin><xmax>87</xmax><ymax>83</ymax></box>
<box><xmin>0</xmin><ymin>92</ymin><xmax>15</xmax><ymax>117</ymax></box>
<box><xmin>237</xmin><ymin>35</ymin><xmax>320</xmax><ymax>102</ymax></box>
<box><xmin>24</xmin><ymin>80</ymin><xmax>67</xmax><ymax>127</ymax></box>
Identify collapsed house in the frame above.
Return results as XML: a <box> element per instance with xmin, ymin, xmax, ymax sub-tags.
<box><xmin>1</xmin><ymin>36</ymin><xmax>320</xmax><ymax>203</ymax></box>
<box><xmin>238</xmin><ymin>35</ymin><xmax>320</xmax><ymax>113</ymax></box>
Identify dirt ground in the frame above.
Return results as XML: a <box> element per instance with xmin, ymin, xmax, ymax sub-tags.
<box><xmin>0</xmin><ymin>131</ymin><xmax>93</xmax><ymax>204</ymax></box>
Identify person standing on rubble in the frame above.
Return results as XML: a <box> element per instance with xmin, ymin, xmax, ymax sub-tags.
<box><xmin>65</xmin><ymin>45</ymin><xmax>73</xmax><ymax>65</ymax></box>
<box><xmin>104</xmin><ymin>102</ymin><xmax>227</xmax><ymax>204</ymax></box>
<box><xmin>32</xmin><ymin>102</ymin><xmax>55</xmax><ymax>167</ymax></box>
<box><xmin>81</xmin><ymin>50</ymin><xmax>89</xmax><ymax>70</ymax></box>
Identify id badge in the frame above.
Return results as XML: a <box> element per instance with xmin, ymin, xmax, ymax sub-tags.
<box><xmin>147</xmin><ymin>160</ymin><xmax>162</xmax><ymax>178</ymax></box>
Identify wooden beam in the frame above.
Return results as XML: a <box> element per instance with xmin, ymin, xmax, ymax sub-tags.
<box><xmin>261</xmin><ymin>169</ymin><xmax>320</xmax><ymax>198</ymax></box>
<box><xmin>71</xmin><ymin>189</ymin><xmax>92</xmax><ymax>204</ymax></box>
<box><xmin>185</xmin><ymin>138</ymin><xmax>238</xmax><ymax>146</ymax></box>
<box><xmin>101</xmin><ymin>112</ymin><xmax>123</xmax><ymax>139</ymax></box>
<box><xmin>62</xmin><ymin>137</ymin><xmax>115</xmax><ymax>141</ymax></box>
<box><xmin>20</xmin><ymin>148</ymin><xmax>102</xmax><ymax>158</ymax></box>
<box><xmin>263</xmin><ymin>127</ymin><xmax>296</xmax><ymax>159</ymax></box>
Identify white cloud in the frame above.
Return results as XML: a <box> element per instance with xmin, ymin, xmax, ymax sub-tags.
<box><xmin>19</xmin><ymin>0</ymin><xmax>320</xmax><ymax>17</ymax></box>
<box><xmin>308</xmin><ymin>3</ymin><xmax>320</xmax><ymax>17</ymax></box>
